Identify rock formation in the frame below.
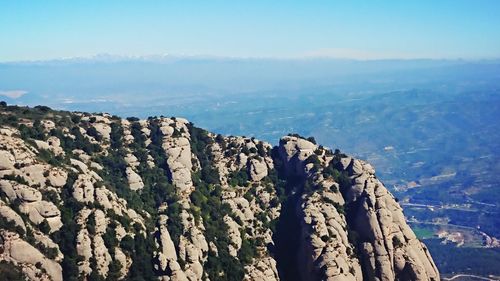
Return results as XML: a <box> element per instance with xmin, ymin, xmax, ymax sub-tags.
<box><xmin>0</xmin><ymin>104</ymin><xmax>439</xmax><ymax>280</ymax></box>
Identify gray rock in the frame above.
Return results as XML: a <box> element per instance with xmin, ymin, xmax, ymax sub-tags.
<box><xmin>0</xmin><ymin>204</ymin><xmax>26</xmax><ymax>231</ymax></box>
<box><xmin>0</xmin><ymin>150</ymin><xmax>15</xmax><ymax>170</ymax></box>
<box><xmin>249</xmin><ymin>158</ymin><xmax>268</xmax><ymax>181</ymax></box>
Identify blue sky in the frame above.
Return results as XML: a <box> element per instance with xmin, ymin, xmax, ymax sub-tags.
<box><xmin>1</xmin><ymin>0</ymin><xmax>499</xmax><ymax>61</ymax></box>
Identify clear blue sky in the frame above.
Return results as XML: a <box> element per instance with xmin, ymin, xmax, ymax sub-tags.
<box><xmin>1</xmin><ymin>0</ymin><xmax>499</xmax><ymax>61</ymax></box>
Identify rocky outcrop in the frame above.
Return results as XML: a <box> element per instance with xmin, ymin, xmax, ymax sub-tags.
<box><xmin>34</xmin><ymin>136</ymin><xmax>65</xmax><ymax>156</ymax></box>
<box><xmin>126</xmin><ymin>167</ymin><xmax>144</xmax><ymax>190</ymax></box>
<box><xmin>154</xmin><ymin>216</ymin><xmax>186</xmax><ymax>279</ymax></box>
<box><xmin>277</xmin><ymin>136</ymin><xmax>439</xmax><ymax>281</ymax></box>
<box><xmin>338</xmin><ymin>157</ymin><xmax>440</xmax><ymax>281</ymax></box>
<box><xmin>244</xmin><ymin>256</ymin><xmax>280</xmax><ymax>281</ymax></box>
<box><xmin>0</xmin><ymin>231</ymin><xmax>63</xmax><ymax>281</ymax></box>
<box><xmin>249</xmin><ymin>158</ymin><xmax>268</xmax><ymax>181</ymax></box>
<box><xmin>278</xmin><ymin>135</ymin><xmax>316</xmax><ymax>177</ymax></box>
<box><xmin>0</xmin><ymin>105</ymin><xmax>439</xmax><ymax>281</ymax></box>
<box><xmin>0</xmin><ymin>203</ymin><xmax>26</xmax><ymax>231</ymax></box>
<box><xmin>161</xmin><ymin>130</ymin><xmax>194</xmax><ymax>196</ymax></box>
<box><xmin>0</xmin><ymin>150</ymin><xmax>15</xmax><ymax>170</ymax></box>
<box><xmin>297</xmin><ymin>190</ymin><xmax>362</xmax><ymax>281</ymax></box>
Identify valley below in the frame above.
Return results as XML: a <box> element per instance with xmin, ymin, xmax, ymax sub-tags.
<box><xmin>2</xmin><ymin>59</ymin><xmax>500</xmax><ymax>278</ymax></box>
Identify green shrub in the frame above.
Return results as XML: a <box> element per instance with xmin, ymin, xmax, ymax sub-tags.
<box><xmin>305</xmin><ymin>154</ymin><xmax>321</xmax><ymax>171</ymax></box>
<box><xmin>2</xmin><ymin>174</ymin><xmax>29</xmax><ymax>185</ymax></box>
<box><xmin>86</xmin><ymin>213</ymin><xmax>96</xmax><ymax>235</ymax></box>
<box><xmin>19</xmin><ymin>121</ymin><xmax>45</xmax><ymax>141</ymax></box>
<box><xmin>228</xmin><ymin>169</ymin><xmax>248</xmax><ymax>187</ymax></box>
<box><xmin>238</xmin><ymin>236</ymin><xmax>257</xmax><ymax>264</ymax></box>
<box><xmin>50</xmin><ymin>172</ymin><xmax>83</xmax><ymax>281</ymax></box>
<box><xmin>0</xmin><ymin>261</ymin><xmax>26</xmax><ymax>281</ymax></box>
<box><xmin>256</xmin><ymin>141</ymin><xmax>267</xmax><ymax>157</ymax></box>
<box><xmin>39</xmin><ymin>219</ymin><xmax>51</xmax><ymax>234</ymax></box>
<box><xmin>38</xmin><ymin>149</ymin><xmax>63</xmax><ymax>166</ymax></box>
<box><xmin>86</xmin><ymin>127</ymin><xmax>102</xmax><ymax>142</ymax></box>
<box><xmin>70</xmin><ymin>115</ymin><xmax>81</xmax><ymax>124</ymax></box>
<box><xmin>0</xmin><ymin>216</ymin><xmax>25</xmax><ymax>236</ymax></box>
<box><xmin>393</xmin><ymin>236</ymin><xmax>403</xmax><ymax>248</ymax></box>
<box><xmin>126</xmin><ymin>117</ymin><xmax>140</xmax><ymax>122</ymax></box>
<box><xmin>35</xmin><ymin>242</ymin><xmax>59</xmax><ymax>259</ymax></box>
<box><xmin>120</xmin><ymin>235</ymin><xmax>135</xmax><ymax>253</ymax></box>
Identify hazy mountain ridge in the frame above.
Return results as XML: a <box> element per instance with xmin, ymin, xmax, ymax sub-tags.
<box><xmin>3</xmin><ymin>58</ymin><xmax>499</xmax><ymax>110</ymax></box>
<box><xmin>0</xmin><ymin>104</ymin><xmax>439</xmax><ymax>280</ymax></box>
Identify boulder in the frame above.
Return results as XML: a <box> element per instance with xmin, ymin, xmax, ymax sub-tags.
<box><xmin>224</xmin><ymin>215</ymin><xmax>242</xmax><ymax>257</ymax></box>
<box><xmin>46</xmin><ymin>136</ymin><xmax>64</xmax><ymax>155</ymax></box>
<box><xmin>47</xmin><ymin>168</ymin><xmax>67</xmax><ymax>187</ymax></box>
<box><xmin>20</xmin><ymin>164</ymin><xmax>47</xmax><ymax>187</ymax></box>
<box><xmin>41</xmin><ymin>120</ymin><xmax>56</xmax><ymax>131</ymax></box>
<box><xmin>278</xmin><ymin>136</ymin><xmax>317</xmax><ymax>177</ymax></box>
<box><xmin>34</xmin><ymin>140</ymin><xmax>50</xmax><ymax>151</ymax></box>
<box><xmin>3</xmin><ymin>234</ymin><xmax>63</xmax><ymax>281</ymax></box>
<box><xmin>126</xmin><ymin>167</ymin><xmax>144</xmax><ymax>190</ymax></box>
<box><xmin>163</xmin><ymin>136</ymin><xmax>194</xmax><ymax>196</ymax></box>
<box><xmin>93</xmin><ymin>235</ymin><xmax>112</xmax><ymax>277</ymax></box>
<box><xmin>0</xmin><ymin>204</ymin><xmax>26</xmax><ymax>231</ymax></box>
<box><xmin>16</xmin><ymin>185</ymin><xmax>42</xmax><ymax>202</ymax></box>
<box><xmin>34</xmin><ymin>200</ymin><xmax>60</xmax><ymax>218</ymax></box>
<box><xmin>114</xmin><ymin>247</ymin><xmax>130</xmax><ymax>278</ymax></box>
<box><xmin>92</xmin><ymin>123</ymin><xmax>111</xmax><ymax>141</ymax></box>
<box><xmin>0</xmin><ymin>180</ymin><xmax>16</xmax><ymax>199</ymax></box>
<box><xmin>124</xmin><ymin>153</ymin><xmax>139</xmax><ymax>167</ymax></box>
<box><xmin>249</xmin><ymin>158</ymin><xmax>268</xmax><ymax>181</ymax></box>
<box><xmin>76</xmin><ymin>229</ymin><xmax>92</xmax><ymax>275</ymax></box>
<box><xmin>73</xmin><ymin>174</ymin><xmax>95</xmax><ymax>203</ymax></box>
<box><xmin>90</xmin><ymin>162</ymin><xmax>103</xmax><ymax>170</ymax></box>
<box><xmin>70</xmin><ymin>158</ymin><xmax>89</xmax><ymax>173</ymax></box>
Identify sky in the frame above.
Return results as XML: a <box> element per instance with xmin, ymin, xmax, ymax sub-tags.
<box><xmin>1</xmin><ymin>0</ymin><xmax>500</xmax><ymax>61</ymax></box>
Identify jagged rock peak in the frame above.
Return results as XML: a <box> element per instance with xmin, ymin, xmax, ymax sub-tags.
<box><xmin>0</xmin><ymin>104</ymin><xmax>438</xmax><ymax>280</ymax></box>
<box><xmin>276</xmin><ymin>136</ymin><xmax>440</xmax><ymax>281</ymax></box>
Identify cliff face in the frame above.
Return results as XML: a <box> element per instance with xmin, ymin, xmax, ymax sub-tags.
<box><xmin>277</xmin><ymin>136</ymin><xmax>440</xmax><ymax>281</ymax></box>
<box><xmin>0</xmin><ymin>105</ymin><xmax>439</xmax><ymax>281</ymax></box>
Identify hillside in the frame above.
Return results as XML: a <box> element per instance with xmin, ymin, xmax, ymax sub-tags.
<box><xmin>0</xmin><ymin>103</ymin><xmax>439</xmax><ymax>281</ymax></box>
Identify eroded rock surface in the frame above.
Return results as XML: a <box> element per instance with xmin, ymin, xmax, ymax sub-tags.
<box><xmin>0</xmin><ymin>106</ymin><xmax>439</xmax><ymax>281</ymax></box>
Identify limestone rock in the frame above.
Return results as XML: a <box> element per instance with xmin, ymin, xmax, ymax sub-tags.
<box><xmin>125</xmin><ymin>153</ymin><xmax>140</xmax><ymax>167</ymax></box>
<box><xmin>41</xmin><ymin>120</ymin><xmax>56</xmax><ymax>132</ymax></box>
<box><xmin>92</xmin><ymin>122</ymin><xmax>112</xmax><ymax>141</ymax></box>
<box><xmin>0</xmin><ymin>204</ymin><xmax>26</xmax><ymax>231</ymax></box>
<box><xmin>20</xmin><ymin>164</ymin><xmax>48</xmax><ymax>187</ymax></box>
<box><xmin>1</xmin><ymin>231</ymin><xmax>63</xmax><ymax>281</ymax></box>
<box><xmin>336</xmin><ymin>155</ymin><xmax>440</xmax><ymax>281</ymax></box>
<box><xmin>163</xmin><ymin>135</ymin><xmax>194</xmax><ymax>196</ymax></box>
<box><xmin>249</xmin><ymin>158</ymin><xmax>268</xmax><ymax>181</ymax></box>
<box><xmin>73</xmin><ymin>174</ymin><xmax>95</xmax><ymax>203</ymax></box>
<box><xmin>126</xmin><ymin>167</ymin><xmax>144</xmax><ymax>190</ymax></box>
<box><xmin>93</xmin><ymin>235</ymin><xmax>112</xmax><ymax>277</ymax></box>
<box><xmin>0</xmin><ymin>151</ymin><xmax>15</xmax><ymax>170</ymax></box>
<box><xmin>278</xmin><ymin>136</ymin><xmax>317</xmax><ymax>177</ymax></box>
<box><xmin>0</xmin><ymin>107</ymin><xmax>441</xmax><ymax>281</ymax></box>
<box><xmin>34</xmin><ymin>137</ymin><xmax>64</xmax><ymax>156</ymax></box>
<box><xmin>114</xmin><ymin>247</ymin><xmax>131</xmax><ymax>278</ymax></box>
<box><xmin>47</xmin><ymin>168</ymin><xmax>67</xmax><ymax>187</ymax></box>
<box><xmin>71</xmin><ymin>158</ymin><xmax>89</xmax><ymax>173</ymax></box>
<box><xmin>244</xmin><ymin>256</ymin><xmax>280</xmax><ymax>281</ymax></box>
<box><xmin>224</xmin><ymin>215</ymin><xmax>242</xmax><ymax>257</ymax></box>
<box><xmin>76</xmin><ymin>228</ymin><xmax>92</xmax><ymax>275</ymax></box>
<box><xmin>16</xmin><ymin>185</ymin><xmax>42</xmax><ymax>202</ymax></box>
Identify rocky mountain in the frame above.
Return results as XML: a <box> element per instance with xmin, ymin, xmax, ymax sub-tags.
<box><xmin>0</xmin><ymin>103</ymin><xmax>439</xmax><ymax>281</ymax></box>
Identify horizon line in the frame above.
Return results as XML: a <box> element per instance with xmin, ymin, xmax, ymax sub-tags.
<box><xmin>2</xmin><ymin>52</ymin><xmax>500</xmax><ymax>64</ymax></box>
